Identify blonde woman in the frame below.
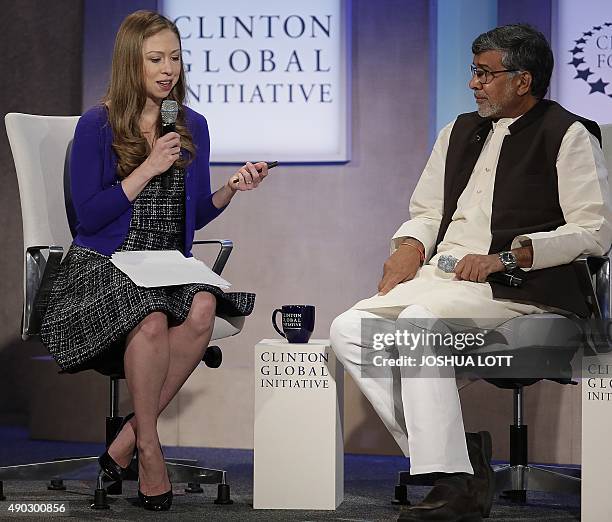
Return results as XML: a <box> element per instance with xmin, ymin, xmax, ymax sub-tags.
<box><xmin>40</xmin><ymin>10</ymin><xmax>267</xmax><ymax>511</ymax></box>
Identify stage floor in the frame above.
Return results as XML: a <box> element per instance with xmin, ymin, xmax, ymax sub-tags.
<box><xmin>0</xmin><ymin>425</ymin><xmax>580</xmax><ymax>521</ymax></box>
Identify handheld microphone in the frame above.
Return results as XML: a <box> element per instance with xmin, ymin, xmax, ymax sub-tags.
<box><xmin>437</xmin><ymin>254</ymin><xmax>523</xmax><ymax>288</ymax></box>
<box><xmin>160</xmin><ymin>100</ymin><xmax>179</xmax><ymax>190</ymax></box>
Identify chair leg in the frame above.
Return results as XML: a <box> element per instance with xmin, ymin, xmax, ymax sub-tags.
<box><xmin>165</xmin><ymin>462</ymin><xmax>223</xmax><ymax>483</ymax></box>
<box><xmin>392</xmin><ymin>470</ymin><xmax>437</xmax><ymax>505</ymax></box>
<box><xmin>500</xmin><ymin>387</ymin><xmax>529</xmax><ymax>501</ymax></box>
<box><xmin>520</xmin><ymin>466</ymin><xmax>580</xmax><ymax>495</ymax></box>
<box><xmin>185</xmin><ymin>482</ymin><xmax>204</xmax><ymax>493</ymax></box>
<box><xmin>103</xmin><ymin>377</ymin><xmax>125</xmax><ymax>496</ymax></box>
<box><xmin>500</xmin><ymin>487</ymin><xmax>527</xmax><ymax>503</ymax></box>
<box><xmin>214</xmin><ymin>473</ymin><xmax>233</xmax><ymax>505</ymax></box>
<box><xmin>0</xmin><ymin>456</ymin><xmax>100</xmax><ymax>480</ymax></box>
<box><xmin>166</xmin><ymin>462</ymin><xmax>233</xmax><ymax>504</ymax></box>
<box><xmin>495</xmin><ymin>464</ymin><xmax>580</xmax><ymax>496</ymax></box>
<box><xmin>391</xmin><ymin>483</ymin><xmax>410</xmax><ymax>505</ymax></box>
<box><xmin>510</xmin><ymin>424</ymin><xmax>528</xmax><ymax>470</ymax></box>
<box><xmin>47</xmin><ymin>479</ymin><xmax>66</xmax><ymax>491</ymax></box>
<box><xmin>103</xmin><ymin>411</ymin><xmax>123</xmax><ymax>495</ymax></box>
<box><xmin>91</xmin><ymin>473</ymin><xmax>110</xmax><ymax>510</ymax></box>
<box><xmin>495</xmin><ymin>387</ymin><xmax>580</xmax><ymax>499</ymax></box>
<box><xmin>500</xmin><ymin>422</ymin><xmax>528</xmax><ymax>501</ymax></box>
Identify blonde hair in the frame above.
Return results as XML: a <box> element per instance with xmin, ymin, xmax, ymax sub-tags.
<box><xmin>103</xmin><ymin>10</ymin><xmax>195</xmax><ymax>178</ymax></box>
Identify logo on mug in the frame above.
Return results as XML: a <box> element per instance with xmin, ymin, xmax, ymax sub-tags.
<box><xmin>272</xmin><ymin>305</ymin><xmax>315</xmax><ymax>343</ymax></box>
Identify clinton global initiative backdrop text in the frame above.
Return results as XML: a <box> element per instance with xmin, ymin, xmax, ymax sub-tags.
<box><xmin>161</xmin><ymin>0</ymin><xmax>350</xmax><ymax>162</ymax></box>
<box><xmin>553</xmin><ymin>0</ymin><xmax>612</xmax><ymax>123</ymax></box>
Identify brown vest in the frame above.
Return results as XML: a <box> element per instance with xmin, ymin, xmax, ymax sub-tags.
<box><xmin>434</xmin><ymin>100</ymin><xmax>601</xmax><ymax>317</ymax></box>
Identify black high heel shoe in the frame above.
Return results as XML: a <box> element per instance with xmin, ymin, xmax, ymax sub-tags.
<box><xmin>137</xmin><ymin>444</ymin><xmax>172</xmax><ymax>511</ymax></box>
<box><xmin>138</xmin><ymin>487</ymin><xmax>173</xmax><ymax>511</ymax></box>
<box><xmin>98</xmin><ymin>412</ymin><xmax>136</xmax><ymax>482</ymax></box>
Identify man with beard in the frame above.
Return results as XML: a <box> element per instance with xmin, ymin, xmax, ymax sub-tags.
<box><xmin>331</xmin><ymin>24</ymin><xmax>612</xmax><ymax>521</ymax></box>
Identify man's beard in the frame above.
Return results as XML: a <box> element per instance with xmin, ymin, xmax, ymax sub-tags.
<box><xmin>477</xmin><ymin>99</ymin><xmax>503</xmax><ymax>118</ymax></box>
<box><xmin>476</xmin><ymin>82</ymin><xmax>515</xmax><ymax>118</ymax></box>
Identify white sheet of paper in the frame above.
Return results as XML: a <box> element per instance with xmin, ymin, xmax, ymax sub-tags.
<box><xmin>110</xmin><ymin>250</ymin><xmax>231</xmax><ymax>289</ymax></box>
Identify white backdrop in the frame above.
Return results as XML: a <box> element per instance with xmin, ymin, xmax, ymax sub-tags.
<box><xmin>160</xmin><ymin>0</ymin><xmax>350</xmax><ymax>162</ymax></box>
<box><xmin>551</xmin><ymin>0</ymin><xmax>612</xmax><ymax>124</ymax></box>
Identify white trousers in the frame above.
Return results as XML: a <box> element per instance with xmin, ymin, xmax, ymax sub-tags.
<box><xmin>330</xmin><ymin>305</ymin><xmax>474</xmax><ymax>475</ymax></box>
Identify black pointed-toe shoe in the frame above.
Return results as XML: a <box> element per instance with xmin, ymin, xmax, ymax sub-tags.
<box><xmin>98</xmin><ymin>412</ymin><xmax>136</xmax><ymax>481</ymax></box>
<box><xmin>138</xmin><ymin>487</ymin><xmax>173</xmax><ymax>511</ymax></box>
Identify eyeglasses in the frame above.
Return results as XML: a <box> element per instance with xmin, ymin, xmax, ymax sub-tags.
<box><xmin>470</xmin><ymin>64</ymin><xmax>519</xmax><ymax>84</ymax></box>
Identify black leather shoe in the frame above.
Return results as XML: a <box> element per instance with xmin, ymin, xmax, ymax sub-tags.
<box><xmin>397</xmin><ymin>475</ymin><xmax>482</xmax><ymax>521</ymax></box>
<box><xmin>465</xmin><ymin>431</ymin><xmax>494</xmax><ymax>518</ymax></box>
<box><xmin>138</xmin><ymin>487</ymin><xmax>173</xmax><ymax>511</ymax></box>
<box><xmin>98</xmin><ymin>412</ymin><xmax>136</xmax><ymax>481</ymax></box>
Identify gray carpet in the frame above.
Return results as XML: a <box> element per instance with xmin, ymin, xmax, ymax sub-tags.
<box><xmin>0</xmin><ymin>427</ymin><xmax>580</xmax><ymax>521</ymax></box>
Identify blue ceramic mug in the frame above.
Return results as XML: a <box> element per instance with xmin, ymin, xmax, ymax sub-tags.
<box><xmin>272</xmin><ymin>305</ymin><xmax>315</xmax><ymax>343</ymax></box>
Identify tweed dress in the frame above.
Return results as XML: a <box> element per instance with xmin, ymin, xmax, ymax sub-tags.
<box><xmin>40</xmin><ymin>169</ymin><xmax>255</xmax><ymax>373</ymax></box>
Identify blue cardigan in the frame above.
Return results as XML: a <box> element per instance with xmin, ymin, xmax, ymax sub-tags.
<box><xmin>71</xmin><ymin>105</ymin><xmax>225</xmax><ymax>256</ymax></box>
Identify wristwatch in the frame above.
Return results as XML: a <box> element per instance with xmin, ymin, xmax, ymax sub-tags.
<box><xmin>498</xmin><ymin>251</ymin><xmax>518</xmax><ymax>271</ymax></box>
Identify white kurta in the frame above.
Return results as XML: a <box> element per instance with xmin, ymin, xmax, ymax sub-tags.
<box><xmin>330</xmin><ymin>117</ymin><xmax>612</xmax><ymax>474</ymax></box>
<box><xmin>353</xmin><ymin>118</ymin><xmax>612</xmax><ymax>323</ymax></box>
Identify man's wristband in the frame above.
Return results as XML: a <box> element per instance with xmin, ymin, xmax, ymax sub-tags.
<box><xmin>400</xmin><ymin>240</ymin><xmax>425</xmax><ymax>265</ymax></box>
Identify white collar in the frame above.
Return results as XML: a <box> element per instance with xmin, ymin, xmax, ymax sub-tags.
<box><xmin>492</xmin><ymin>116</ymin><xmax>520</xmax><ymax>130</ymax></box>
